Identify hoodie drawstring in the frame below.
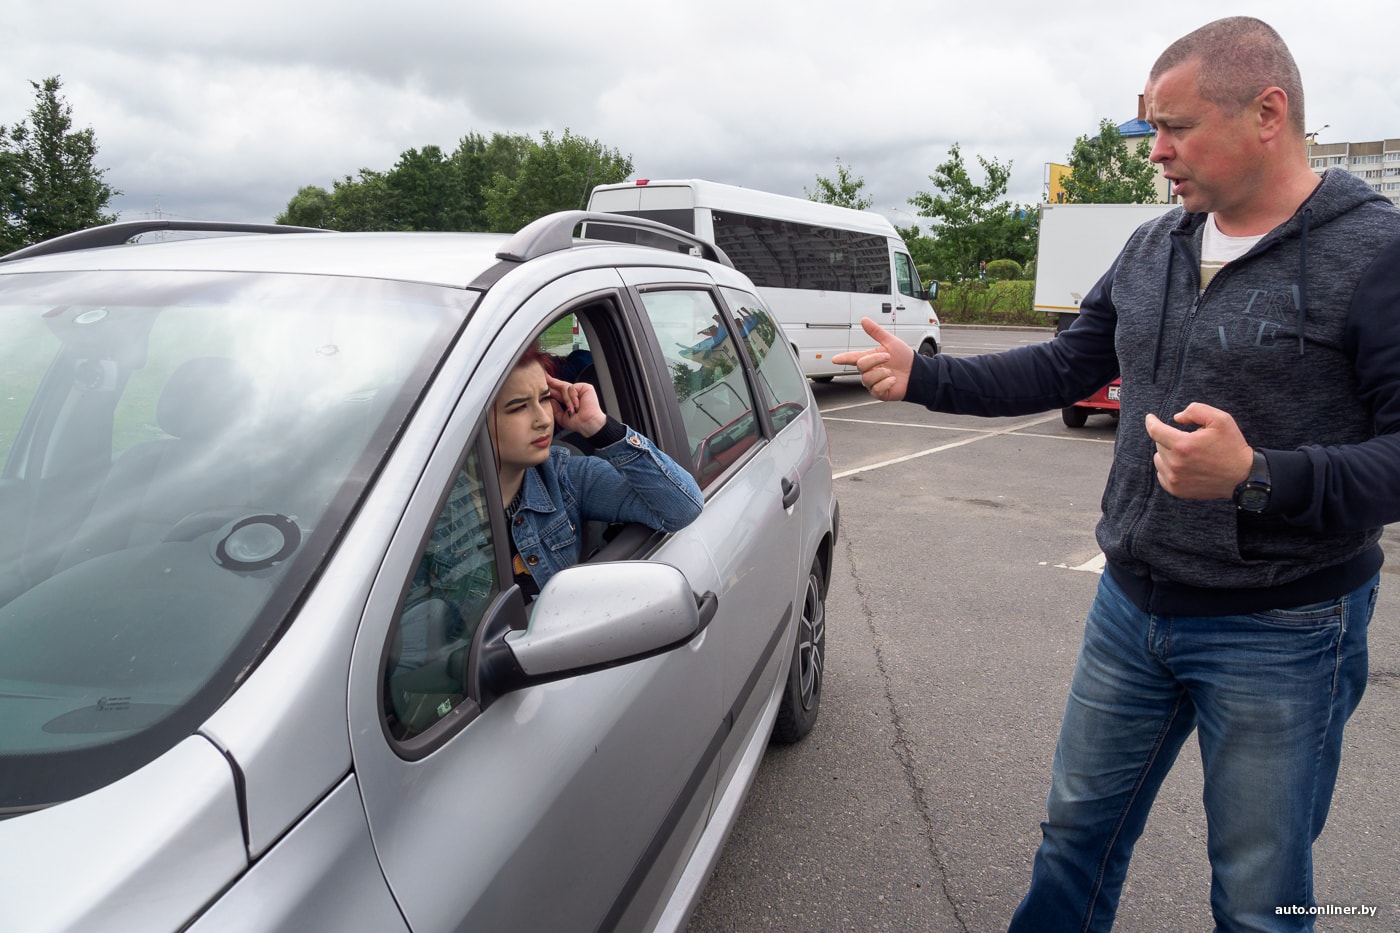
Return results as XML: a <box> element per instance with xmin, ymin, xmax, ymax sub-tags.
<box><xmin>1291</xmin><ymin>208</ymin><xmax>1312</xmax><ymax>356</ymax></box>
<box><xmin>1149</xmin><ymin>237</ymin><xmax>1177</xmax><ymax>384</ymax></box>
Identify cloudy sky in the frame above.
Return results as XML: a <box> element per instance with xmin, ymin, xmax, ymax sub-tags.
<box><xmin>6</xmin><ymin>1</ymin><xmax>1399</xmax><ymax>230</ymax></box>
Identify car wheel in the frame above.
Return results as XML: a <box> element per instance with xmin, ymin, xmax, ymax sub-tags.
<box><xmin>918</xmin><ymin>339</ymin><xmax>939</xmax><ymax>357</ymax></box>
<box><xmin>811</xmin><ymin>375</ymin><xmax>835</xmax><ymax>383</ymax></box>
<box><xmin>772</xmin><ymin>558</ymin><xmax>826</xmax><ymax>744</ymax></box>
<box><xmin>1061</xmin><ymin>405</ymin><xmax>1089</xmax><ymax>428</ymax></box>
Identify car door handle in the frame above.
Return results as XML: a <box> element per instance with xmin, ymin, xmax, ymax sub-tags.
<box><xmin>881</xmin><ymin>303</ymin><xmax>893</xmax><ymax>313</ymax></box>
<box><xmin>781</xmin><ymin>477</ymin><xmax>800</xmax><ymax>509</ymax></box>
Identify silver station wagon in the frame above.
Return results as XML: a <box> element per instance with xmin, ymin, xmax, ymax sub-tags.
<box><xmin>0</xmin><ymin>213</ymin><xmax>838</xmax><ymax>932</ymax></box>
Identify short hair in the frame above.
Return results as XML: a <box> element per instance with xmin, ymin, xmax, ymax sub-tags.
<box><xmin>1151</xmin><ymin>17</ymin><xmax>1305</xmax><ymax>135</ymax></box>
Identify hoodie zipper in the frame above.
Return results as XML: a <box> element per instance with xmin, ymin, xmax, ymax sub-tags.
<box><xmin>1122</xmin><ymin>227</ymin><xmax>1279</xmax><ymax>561</ymax></box>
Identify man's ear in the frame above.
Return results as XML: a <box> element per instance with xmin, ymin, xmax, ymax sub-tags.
<box><xmin>1255</xmin><ymin>86</ymin><xmax>1290</xmax><ymax>143</ymax></box>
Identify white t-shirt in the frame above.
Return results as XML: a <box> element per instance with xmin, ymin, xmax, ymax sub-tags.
<box><xmin>1200</xmin><ymin>213</ymin><xmax>1265</xmax><ymax>293</ymax></box>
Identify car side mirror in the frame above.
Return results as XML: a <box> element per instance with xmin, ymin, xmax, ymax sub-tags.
<box><xmin>506</xmin><ymin>561</ymin><xmax>704</xmax><ymax>676</ymax></box>
<box><xmin>924</xmin><ymin>282</ymin><xmax>938</xmax><ymax>301</ymax></box>
<box><xmin>470</xmin><ymin>561</ymin><xmax>717</xmax><ymax>709</ymax></box>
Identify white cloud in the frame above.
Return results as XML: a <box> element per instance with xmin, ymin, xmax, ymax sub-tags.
<box><xmin>4</xmin><ymin>0</ymin><xmax>1398</xmax><ymax>224</ymax></box>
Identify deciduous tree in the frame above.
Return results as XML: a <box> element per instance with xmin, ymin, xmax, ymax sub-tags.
<box><xmin>909</xmin><ymin>143</ymin><xmax>1035</xmax><ymax>281</ymax></box>
<box><xmin>277</xmin><ymin>129</ymin><xmax>629</xmax><ymax>233</ymax></box>
<box><xmin>1060</xmin><ymin>119</ymin><xmax>1160</xmax><ymax>204</ymax></box>
<box><xmin>805</xmin><ymin>158</ymin><xmax>873</xmax><ymax>210</ymax></box>
<box><xmin>275</xmin><ymin>185</ymin><xmax>334</xmax><ymax>228</ymax></box>
<box><xmin>483</xmin><ymin>129</ymin><xmax>632</xmax><ymax>232</ymax></box>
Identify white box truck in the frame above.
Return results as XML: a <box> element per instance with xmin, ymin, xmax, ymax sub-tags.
<box><xmin>1034</xmin><ymin>202</ymin><xmax>1176</xmax><ymax>333</ymax></box>
<box><xmin>1034</xmin><ymin>202</ymin><xmax>1176</xmax><ymax>426</ymax></box>
<box><xmin>585</xmin><ymin>179</ymin><xmax>941</xmax><ymax>381</ymax></box>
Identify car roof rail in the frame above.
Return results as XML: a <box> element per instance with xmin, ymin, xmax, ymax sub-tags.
<box><xmin>0</xmin><ymin>220</ymin><xmax>328</xmax><ymax>263</ymax></box>
<box><xmin>495</xmin><ymin>210</ymin><xmax>734</xmax><ymax>269</ymax></box>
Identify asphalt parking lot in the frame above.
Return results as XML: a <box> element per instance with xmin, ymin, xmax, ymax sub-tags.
<box><xmin>688</xmin><ymin>327</ymin><xmax>1400</xmax><ymax>932</ymax></box>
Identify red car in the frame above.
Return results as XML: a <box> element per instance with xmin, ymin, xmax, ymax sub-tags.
<box><xmin>1062</xmin><ymin>377</ymin><xmax>1121</xmax><ymax>428</ymax></box>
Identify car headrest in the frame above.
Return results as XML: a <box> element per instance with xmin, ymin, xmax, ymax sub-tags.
<box><xmin>156</xmin><ymin>357</ymin><xmax>255</xmax><ymax>441</ymax></box>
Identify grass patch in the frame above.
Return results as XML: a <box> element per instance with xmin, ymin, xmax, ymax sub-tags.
<box><xmin>935</xmin><ymin>280</ymin><xmax>1049</xmax><ymax>328</ymax></box>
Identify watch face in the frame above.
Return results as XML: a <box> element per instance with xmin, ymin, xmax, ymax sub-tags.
<box><xmin>1237</xmin><ymin>485</ymin><xmax>1270</xmax><ymax>511</ymax></box>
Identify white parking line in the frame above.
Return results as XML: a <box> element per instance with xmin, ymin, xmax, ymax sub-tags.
<box><xmin>831</xmin><ymin>412</ymin><xmax>1061</xmax><ymax>479</ymax></box>
<box><xmin>819</xmin><ymin>398</ymin><xmax>884</xmax><ymax>414</ymax></box>
<box><xmin>1050</xmin><ymin>552</ymin><xmax>1107</xmax><ymax>574</ymax></box>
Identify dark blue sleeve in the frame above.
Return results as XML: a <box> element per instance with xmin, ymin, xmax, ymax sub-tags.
<box><xmin>904</xmin><ymin>262</ymin><xmax>1122</xmax><ymax>416</ymax></box>
<box><xmin>1265</xmin><ymin>233</ymin><xmax>1400</xmax><ymax>531</ymax></box>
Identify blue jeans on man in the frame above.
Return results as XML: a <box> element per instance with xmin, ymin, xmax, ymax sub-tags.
<box><xmin>1009</xmin><ymin>570</ymin><xmax>1377</xmax><ymax>932</ymax></box>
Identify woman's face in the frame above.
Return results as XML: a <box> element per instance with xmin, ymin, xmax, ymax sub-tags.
<box><xmin>490</xmin><ymin>362</ymin><xmax>554</xmax><ymax>472</ymax></box>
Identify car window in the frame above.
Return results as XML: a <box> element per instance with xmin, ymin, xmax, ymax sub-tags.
<box><xmin>636</xmin><ymin>289</ymin><xmax>760</xmax><ymax>488</ymax></box>
<box><xmin>0</xmin><ymin>313</ymin><xmax>59</xmax><ymax>469</ymax></box>
<box><xmin>0</xmin><ymin>269</ymin><xmax>465</xmax><ymax>808</ymax></box>
<box><xmin>385</xmin><ymin>440</ymin><xmax>501</xmax><ymax>741</ymax></box>
<box><xmin>109</xmin><ymin>311</ymin><xmax>240</xmax><ymax>455</ymax></box>
<box><xmin>895</xmin><ymin>252</ymin><xmax>922</xmax><ymax>299</ymax></box>
<box><xmin>720</xmin><ymin>288</ymin><xmax>808</xmax><ymax>433</ymax></box>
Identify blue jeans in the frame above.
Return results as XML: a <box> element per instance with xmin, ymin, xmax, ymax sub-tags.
<box><xmin>1009</xmin><ymin>571</ymin><xmax>1377</xmax><ymax>933</ymax></box>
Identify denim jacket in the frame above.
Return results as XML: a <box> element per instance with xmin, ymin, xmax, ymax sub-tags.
<box><xmin>508</xmin><ymin>419</ymin><xmax>703</xmax><ymax>591</ymax></box>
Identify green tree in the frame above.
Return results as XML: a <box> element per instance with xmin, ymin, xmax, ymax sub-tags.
<box><xmin>275</xmin><ymin>185</ymin><xmax>334</xmax><ymax>227</ymax></box>
<box><xmin>386</xmin><ymin>144</ymin><xmax>455</xmax><ymax>230</ymax></box>
<box><xmin>0</xmin><ymin>144</ymin><xmax>22</xmax><ymax>253</ymax></box>
<box><xmin>440</xmin><ymin>131</ymin><xmax>533</xmax><ymax>231</ymax></box>
<box><xmin>278</xmin><ymin>130</ymin><xmax>627</xmax><ymax>233</ymax></box>
<box><xmin>805</xmin><ymin>157</ymin><xmax>873</xmax><ymax>210</ymax></box>
<box><xmin>0</xmin><ymin>76</ymin><xmax>118</xmax><ymax>254</ymax></box>
<box><xmin>1060</xmin><ymin>119</ymin><xmax>1160</xmax><ymax>204</ymax></box>
<box><xmin>894</xmin><ymin>222</ymin><xmax>938</xmax><ymax>287</ymax></box>
<box><xmin>909</xmin><ymin>143</ymin><xmax>1035</xmax><ymax>281</ymax></box>
<box><xmin>483</xmin><ymin>129</ymin><xmax>632</xmax><ymax>232</ymax></box>
<box><xmin>329</xmin><ymin>169</ymin><xmax>397</xmax><ymax>231</ymax></box>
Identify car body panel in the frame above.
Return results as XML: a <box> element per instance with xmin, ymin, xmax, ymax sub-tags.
<box><xmin>1072</xmin><ymin>378</ymin><xmax>1122</xmax><ymax>413</ymax></box>
<box><xmin>0</xmin><ymin>230</ymin><xmax>508</xmax><ymax>289</ymax></box>
<box><xmin>0</xmin><ymin>736</ymin><xmax>246</xmax><ymax>933</ymax></box>
<box><xmin>187</xmin><ymin>775</ymin><xmax>408</xmax><ymax>933</ymax></box>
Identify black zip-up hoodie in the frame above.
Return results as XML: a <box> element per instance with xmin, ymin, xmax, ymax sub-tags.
<box><xmin>906</xmin><ymin>169</ymin><xmax>1400</xmax><ymax>614</ymax></box>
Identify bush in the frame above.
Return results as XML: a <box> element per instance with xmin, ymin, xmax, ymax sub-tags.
<box><xmin>984</xmin><ymin>259</ymin><xmax>1022</xmax><ymax>281</ymax></box>
<box><xmin>934</xmin><ymin>280</ymin><xmax>1046</xmax><ymax>327</ymax></box>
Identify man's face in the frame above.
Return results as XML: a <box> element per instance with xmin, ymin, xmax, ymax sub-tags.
<box><xmin>1145</xmin><ymin>60</ymin><xmax>1261</xmax><ymax>218</ymax></box>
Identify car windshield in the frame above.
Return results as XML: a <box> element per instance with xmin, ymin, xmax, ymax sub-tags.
<box><xmin>0</xmin><ymin>269</ymin><xmax>469</xmax><ymax>810</ymax></box>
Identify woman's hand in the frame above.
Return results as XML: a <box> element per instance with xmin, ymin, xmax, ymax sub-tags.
<box><xmin>546</xmin><ymin>374</ymin><xmax>607</xmax><ymax>437</ymax></box>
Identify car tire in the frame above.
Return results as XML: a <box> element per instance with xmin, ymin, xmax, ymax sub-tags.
<box><xmin>918</xmin><ymin>339</ymin><xmax>939</xmax><ymax>357</ymax></box>
<box><xmin>811</xmin><ymin>375</ymin><xmax>835</xmax><ymax>383</ymax></box>
<box><xmin>772</xmin><ymin>558</ymin><xmax>826</xmax><ymax>744</ymax></box>
<box><xmin>1061</xmin><ymin>405</ymin><xmax>1089</xmax><ymax>428</ymax></box>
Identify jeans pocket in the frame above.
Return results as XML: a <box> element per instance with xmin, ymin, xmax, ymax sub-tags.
<box><xmin>1255</xmin><ymin>598</ymin><xmax>1343</xmax><ymax>627</ymax></box>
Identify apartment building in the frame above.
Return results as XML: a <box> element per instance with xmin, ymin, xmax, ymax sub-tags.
<box><xmin>1308</xmin><ymin>139</ymin><xmax>1400</xmax><ymax>206</ymax></box>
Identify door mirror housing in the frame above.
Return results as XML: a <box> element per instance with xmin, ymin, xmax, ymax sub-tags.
<box><xmin>507</xmin><ymin>561</ymin><xmax>703</xmax><ymax>675</ymax></box>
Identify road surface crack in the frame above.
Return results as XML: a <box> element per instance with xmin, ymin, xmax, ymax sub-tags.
<box><xmin>843</xmin><ymin>533</ymin><xmax>971</xmax><ymax>933</ymax></box>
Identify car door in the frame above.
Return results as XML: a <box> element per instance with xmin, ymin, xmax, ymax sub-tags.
<box><xmin>618</xmin><ymin>267</ymin><xmax>804</xmax><ymax>785</ymax></box>
<box><xmin>892</xmin><ymin>249</ymin><xmax>932</xmax><ymax>349</ymax></box>
<box><xmin>347</xmin><ymin>269</ymin><xmax>724</xmax><ymax>933</ymax></box>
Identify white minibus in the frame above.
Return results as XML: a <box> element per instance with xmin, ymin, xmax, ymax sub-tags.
<box><xmin>585</xmin><ymin>178</ymin><xmax>940</xmax><ymax>380</ymax></box>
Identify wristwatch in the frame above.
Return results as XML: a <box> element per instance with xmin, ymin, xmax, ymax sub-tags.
<box><xmin>1233</xmin><ymin>448</ymin><xmax>1271</xmax><ymax>513</ymax></box>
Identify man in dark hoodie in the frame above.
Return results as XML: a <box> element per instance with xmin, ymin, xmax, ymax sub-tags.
<box><xmin>834</xmin><ymin>16</ymin><xmax>1400</xmax><ymax>933</ymax></box>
